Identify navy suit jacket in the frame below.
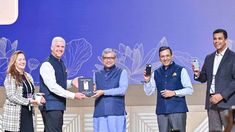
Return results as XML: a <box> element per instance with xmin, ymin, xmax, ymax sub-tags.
<box><xmin>195</xmin><ymin>48</ymin><xmax>235</xmax><ymax>109</ymax></box>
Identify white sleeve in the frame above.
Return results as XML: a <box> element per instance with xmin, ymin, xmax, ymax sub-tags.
<box><xmin>40</xmin><ymin>62</ymin><xmax>75</xmax><ymax>99</ymax></box>
<box><xmin>143</xmin><ymin>72</ymin><xmax>156</xmax><ymax>96</ymax></box>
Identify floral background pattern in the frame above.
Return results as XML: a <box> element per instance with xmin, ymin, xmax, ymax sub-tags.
<box><xmin>1</xmin><ymin>37</ymin><xmax>234</xmax><ymax>85</ymax></box>
<box><xmin>0</xmin><ymin>37</ymin><xmax>18</xmax><ymax>85</ymax></box>
<box><xmin>95</xmin><ymin>37</ymin><xmax>201</xmax><ymax>84</ymax></box>
<box><xmin>0</xmin><ymin>37</ymin><xmax>93</xmax><ymax>85</ymax></box>
<box><xmin>63</xmin><ymin>38</ymin><xmax>92</xmax><ymax>79</ymax></box>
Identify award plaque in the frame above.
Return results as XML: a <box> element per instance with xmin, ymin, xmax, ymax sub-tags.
<box><xmin>78</xmin><ymin>78</ymin><xmax>94</xmax><ymax>97</ymax></box>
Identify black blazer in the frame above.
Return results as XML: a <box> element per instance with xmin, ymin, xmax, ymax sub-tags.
<box><xmin>195</xmin><ymin>48</ymin><xmax>235</xmax><ymax>109</ymax></box>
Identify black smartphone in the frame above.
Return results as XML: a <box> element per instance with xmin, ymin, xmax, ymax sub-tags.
<box><xmin>145</xmin><ymin>64</ymin><xmax>152</xmax><ymax>76</ymax></box>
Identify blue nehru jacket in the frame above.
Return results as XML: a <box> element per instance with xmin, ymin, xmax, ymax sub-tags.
<box><xmin>93</xmin><ymin>65</ymin><xmax>126</xmax><ymax>117</ymax></box>
<box><xmin>39</xmin><ymin>54</ymin><xmax>67</xmax><ymax>110</ymax></box>
<box><xmin>154</xmin><ymin>62</ymin><xmax>188</xmax><ymax>115</ymax></box>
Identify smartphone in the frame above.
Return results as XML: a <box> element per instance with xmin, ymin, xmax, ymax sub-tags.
<box><xmin>192</xmin><ymin>59</ymin><xmax>200</xmax><ymax>70</ymax></box>
<box><xmin>145</xmin><ymin>64</ymin><xmax>152</xmax><ymax>76</ymax></box>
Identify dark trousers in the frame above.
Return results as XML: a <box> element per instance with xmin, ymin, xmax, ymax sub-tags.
<box><xmin>41</xmin><ymin>110</ymin><xmax>64</xmax><ymax>132</ymax></box>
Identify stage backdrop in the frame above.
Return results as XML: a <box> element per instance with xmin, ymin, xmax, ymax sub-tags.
<box><xmin>0</xmin><ymin>0</ymin><xmax>235</xmax><ymax>85</ymax></box>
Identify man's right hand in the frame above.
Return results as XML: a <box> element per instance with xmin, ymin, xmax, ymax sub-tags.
<box><xmin>74</xmin><ymin>92</ymin><xmax>87</xmax><ymax>100</ymax></box>
<box><xmin>192</xmin><ymin>64</ymin><xmax>201</xmax><ymax>77</ymax></box>
<box><xmin>144</xmin><ymin>70</ymin><xmax>151</xmax><ymax>82</ymax></box>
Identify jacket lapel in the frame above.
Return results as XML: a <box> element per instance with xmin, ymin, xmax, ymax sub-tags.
<box><xmin>208</xmin><ymin>52</ymin><xmax>216</xmax><ymax>76</ymax></box>
<box><xmin>217</xmin><ymin>48</ymin><xmax>230</xmax><ymax>73</ymax></box>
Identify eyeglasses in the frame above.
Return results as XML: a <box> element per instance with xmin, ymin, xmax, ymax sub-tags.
<box><xmin>102</xmin><ymin>57</ymin><xmax>116</xmax><ymax>60</ymax></box>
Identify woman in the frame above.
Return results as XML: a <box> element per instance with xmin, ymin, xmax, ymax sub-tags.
<box><xmin>2</xmin><ymin>50</ymin><xmax>45</xmax><ymax>132</ymax></box>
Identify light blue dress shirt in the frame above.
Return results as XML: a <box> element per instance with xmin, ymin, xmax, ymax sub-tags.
<box><xmin>93</xmin><ymin>69</ymin><xmax>128</xmax><ymax>132</ymax></box>
<box><xmin>144</xmin><ymin>68</ymin><xmax>193</xmax><ymax>97</ymax></box>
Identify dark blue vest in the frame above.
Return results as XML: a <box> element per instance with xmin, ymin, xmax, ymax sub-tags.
<box><xmin>154</xmin><ymin>62</ymin><xmax>188</xmax><ymax>115</ymax></box>
<box><xmin>39</xmin><ymin>54</ymin><xmax>67</xmax><ymax>110</ymax></box>
<box><xmin>93</xmin><ymin>65</ymin><xmax>126</xmax><ymax>117</ymax></box>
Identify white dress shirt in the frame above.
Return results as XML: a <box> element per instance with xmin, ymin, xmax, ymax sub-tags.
<box><xmin>210</xmin><ymin>47</ymin><xmax>227</xmax><ymax>94</ymax></box>
<box><xmin>40</xmin><ymin>62</ymin><xmax>75</xmax><ymax>99</ymax></box>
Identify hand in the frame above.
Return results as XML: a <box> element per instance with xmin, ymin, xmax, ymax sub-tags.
<box><xmin>34</xmin><ymin>93</ymin><xmax>46</xmax><ymax>105</ymax></box>
<box><xmin>40</xmin><ymin>96</ymin><xmax>46</xmax><ymax>104</ymax></box>
<box><xmin>72</xmin><ymin>77</ymin><xmax>79</xmax><ymax>88</ymax></box>
<box><xmin>29</xmin><ymin>98</ymin><xmax>41</xmax><ymax>106</ymax></box>
<box><xmin>72</xmin><ymin>76</ymin><xmax>84</xmax><ymax>88</ymax></box>
<box><xmin>210</xmin><ymin>94</ymin><xmax>223</xmax><ymax>104</ymax></box>
<box><xmin>192</xmin><ymin>64</ymin><xmax>200</xmax><ymax>77</ymax></box>
<box><xmin>91</xmin><ymin>90</ymin><xmax>104</xmax><ymax>98</ymax></box>
<box><xmin>160</xmin><ymin>89</ymin><xmax>176</xmax><ymax>98</ymax></box>
<box><xmin>74</xmin><ymin>92</ymin><xmax>87</xmax><ymax>100</ymax></box>
<box><xmin>143</xmin><ymin>70</ymin><xmax>151</xmax><ymax>82</ymax></box>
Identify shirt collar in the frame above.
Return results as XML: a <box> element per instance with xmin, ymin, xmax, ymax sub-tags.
<box><xmin>50</xmin><ymin>54</ymin><xmax>62</xmax><ymax>62</ymax></box>
<box><xmin>216</xmin><ymin>47</ymin><xmax>227</xmax><ymax>56</ymax></box>
<box><xmin>162</xmin><ymin>61</ymin><xmax>174</xmax><ymax>70</ymax></box>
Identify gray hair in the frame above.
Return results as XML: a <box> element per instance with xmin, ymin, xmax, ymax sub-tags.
<box><xmin>102</xmin><ymin>48</ymin><xmax>116</xmax><ymax>57</ymax></box>
<box><xmin>51</xmin><ymin>37</ymin><xmax>66</xmax><ymax>48</ymax></box>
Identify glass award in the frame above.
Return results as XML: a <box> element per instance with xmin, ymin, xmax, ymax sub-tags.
<box><xmin>78</xmin><ymin>78</ymin><xmax>94</xmax><ymax>97</ymax></box>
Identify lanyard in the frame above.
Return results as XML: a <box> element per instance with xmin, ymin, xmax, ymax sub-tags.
<box><xmin>22</xmin><ymin>74</ymin><xmax>34</xmax><ymax>111</ymax></box>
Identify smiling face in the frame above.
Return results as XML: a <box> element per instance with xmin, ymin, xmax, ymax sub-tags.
<box><xmin>15</xmin><ymin>53</ymin><xmax>26</xmax><ymax>73</ymax></box>
<box><xmin>102</xmin><ymin>52</ymin><xmax>116</xmax><ymax>68</ymax></box>
<box><xmin>159</xmin><ymin>49</ymin><xmax>173</xmax><ymax>67</ymax></box>
<box><xmin>213</xmin><ymin>32</ymin><xmax>227</xmax><ymax>53</ymax></box>
<box><xmin>51</xmin><ymin>41</ymin><xmax>65</xmax><ymax>59</ymax></box>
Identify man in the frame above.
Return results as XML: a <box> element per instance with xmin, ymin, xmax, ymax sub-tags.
<box><xmin>144</xmin><ymin>46</ymin><xmax>193</xmax><ymax>132</ymax></box>
<box><xmin>39</xmin><ymin>37</ymin><xmax>87</xmax><ymax>132</ymax></box>
<box><xmin>193</xmin><ymin>29</ymin><xmax>235</xmax><ymax>131</ymax></box>
<box><xmin>92</xmin><ymin>48</ymin><xmax>128</xmax><ymax>132</ymax></box>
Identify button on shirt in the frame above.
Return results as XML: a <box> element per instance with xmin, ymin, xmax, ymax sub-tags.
<box><xmin>210</xmin><ymin>48</ymin><xmax>227</xmax><ymax>94</ymax></box>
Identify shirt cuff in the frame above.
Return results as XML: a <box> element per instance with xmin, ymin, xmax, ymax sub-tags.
<box><xmin>65</xmin><ymin>91</ymin><xmax>76</xmax><ymax>99</ymax></box>
<box><xmin>174</xmin><ymin>90</ymin><xmax>179</xmax><ymax>96</ymax></box>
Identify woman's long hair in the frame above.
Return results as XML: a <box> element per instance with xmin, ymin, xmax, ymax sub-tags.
<box><xmin>7</xmin><ymin>50</ymin><xmax>25</xmax><ymax>86</ymax></box>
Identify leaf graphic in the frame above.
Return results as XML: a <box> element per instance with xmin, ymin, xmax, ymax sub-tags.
<box><xmin>28</xmin><ymin>58</ymin><xmax>40</xmax><ymax>74</ymax></box>
<box><xmin>94</xmin><ymin>36</ymin><xmax>200</xmax><ymax>84</ymax></box>
<box><xmin>63</xmin><ymin>38</ymin><xmax>92</xmax><ymax>78</ymax></box>
<box><xmin>0</xmin><ymin>37</ymin><xmax>18</xmax><ymax>86</ymax></box>
<box><xmin>0</xmin><ymin>37</ymin><xmax>7</xmax><ymax>57</ymax></box>
<box><xmin>132</xmin><ymin>48</ymin><xmax>142</xmax><ymax>72</ymax></box>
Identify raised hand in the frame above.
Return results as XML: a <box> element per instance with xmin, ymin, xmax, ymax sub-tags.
<box><xmin>144</xmin><ymin>70</ymin><xmax>151</xmax><ymax>82</ymax></box>
<box><xmin>192</xmin><ymin>64</ymin><xmax>201</xmax><ymax>77</ymax></box>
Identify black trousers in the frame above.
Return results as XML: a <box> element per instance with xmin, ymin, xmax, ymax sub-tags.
<box><xmin>41</xmin><ymin>110</ymin><xmax>64</xmax><ymax>132</ymax></box>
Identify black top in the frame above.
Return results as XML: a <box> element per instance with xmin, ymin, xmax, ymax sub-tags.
<box><xmin>20</xmin><ymin>74</ymin><xmax>34</xmax><ymax>132</ymax></box>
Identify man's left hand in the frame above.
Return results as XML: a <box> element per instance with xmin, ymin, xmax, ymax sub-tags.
<box><xmin>210</xmin><ymin>94</ymin><xmax>223</xmax><ymax>104</ymax></box>
<box><xmin>72</xmin><ymin>77</ymin><xmax>79</xmax><ymax>88</ymax></box>
<box><xmin>160</xmin><ymin>89</ymin><xmax>176</xmax><ymax>98</ymax></box>
<box><xmin>72</xmin><ymin>76</ymin><xmax>84</xmax><ymax>88</ymax></box>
